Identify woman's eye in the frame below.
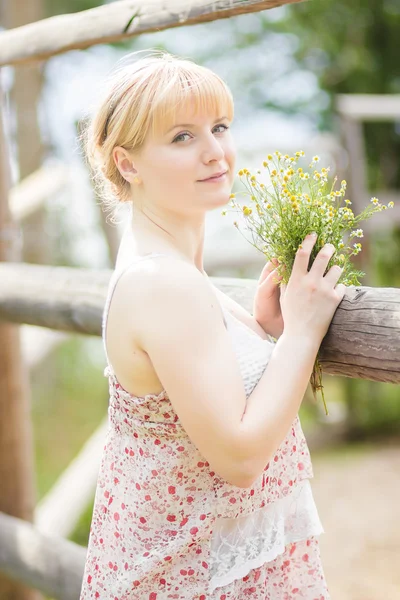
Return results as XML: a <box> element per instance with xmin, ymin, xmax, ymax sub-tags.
<box><xmin>172</xmin><ymin>124</ymin><xmax>229</xmax><ymax>143</ymax></box>
<box><xmin>173</xmin><ymin>132</ymin><xmax>191</xmax><ymax>143</ymax></box>
<box><xmin>214</xmin><ymin>124</ymin><xmax>229</xmax><ymax>134</ymax></box>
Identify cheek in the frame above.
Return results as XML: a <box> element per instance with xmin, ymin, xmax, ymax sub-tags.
<box><xmin>228</xmin><ymin>147</ymin><xmax>236</xmax><ymax>168</ymax></box>
<box><xmin>224</xmin><ymin>136</ymin><xmax>236</xmax><ymax>165</ymax></box>
<box><xmin>226</xmin><ymin>145</ymin><xmax>236</xmax><ymax>178</ymax></box>
<box><xmin>154</xmin><ymin>148</ymin><xmax>194</xmax><ymax>180</ymax></box>
<box><xmin>143</xmin><ymin>153</ymin><xmax>178</xmax><ymax>187</ymax></box>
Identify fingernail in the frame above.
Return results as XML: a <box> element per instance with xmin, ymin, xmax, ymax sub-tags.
<box><xmin>309</xmin><ymin>232</ymin><xmax>317</xmax><ymax>237</ymax></box>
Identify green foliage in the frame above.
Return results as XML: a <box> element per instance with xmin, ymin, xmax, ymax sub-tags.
<box><xmin>341</xmin><ymin>377</ymin><xmax>400</xmax><ymax>440</ymax></box>
<box><xmin>44</xmin><ymin>0</ymin><xmax>102</xmax><ymax>17</ymax></box>
<box><xmin>371</xmin><ymin>226</ymin><xmax>400</xmax><ymax>288</ymax></box>
<box><xmin>276</xmin><ymin>1</ymin><xmax>400</xmax><ymax>93</ymax></box>
<box><xmin>32</xmin><ymin>336</ymin><xmax>108</xmax><ymax>500</ymax></box>
<box><xmin>223</xmin><ymin>1</ymin><xmax>400</xmax><ymax>435</ymax></box>
<box><xmin>265</xmin><ymin>1</ymin><xmax>400</xmax><ymax>188</ymax></box>
<box><xmin>70</xmin><ymin>498</ymin><xmax>95</xmax><ymax>547</ymax></box>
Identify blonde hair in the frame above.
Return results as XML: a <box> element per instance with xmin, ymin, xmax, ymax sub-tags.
<box><xmin>81</xmin><ymin>50</ymin><xmax>234</xmax><ymax>221</ymax></box>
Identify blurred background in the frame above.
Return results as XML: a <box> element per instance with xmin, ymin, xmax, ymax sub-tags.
<box><xmin>1</xmin><ymin>1</ymin><xmax>399</xmax><ymax>598</ymax></box>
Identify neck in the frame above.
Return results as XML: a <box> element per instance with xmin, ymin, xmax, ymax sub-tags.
<box><xmin>127</xmin><ymin>205</ymin><xmax>207</xmax><ymax>273</ymax></box>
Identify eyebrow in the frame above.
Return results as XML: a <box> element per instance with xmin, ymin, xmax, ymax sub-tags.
<box><xmin>166</xmin><ymin>117</ymin><xmax>228</xmax><ymax>135</ymax></box>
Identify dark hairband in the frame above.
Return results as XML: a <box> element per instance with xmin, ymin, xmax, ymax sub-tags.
<box><xmin>103</xmin><ymin>100</ymin><xmax>116</xmax><ymax>141</ymax></box>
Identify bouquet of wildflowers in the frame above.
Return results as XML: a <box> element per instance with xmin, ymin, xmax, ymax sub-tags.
<box><xmin>223</xmin><ymin>150</ymin><xmax>395</xmax><ymax>415</ymax></box>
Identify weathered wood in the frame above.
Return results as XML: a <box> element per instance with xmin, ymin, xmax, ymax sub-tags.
<box><xmin>0</xmin><ymin>511</ymin><xmax>86</xmax><ymax>600</ymax></box>
<box><xmin>337</xmin><ymin>116</ymin><xmax>372</xmax><ymax>279</ymax></box>
<box><xmin>338</xmin><ymin>116</ymin><xmax>367</xmax><ymax>215</ymax></box>
<box><xmin>317</xmin><ymin>286</ymin><xmax>400</xmax><ymax>382</ymax></box>
<box><xmin>0</xmin><ymin>71</ymin><xmax>40</xmax><ymax>600</ymax></box>
<box><xmin>10</xmin><ymin>161</ymin><xmax>69</xmax><ymax>222</ymax></box>
<box><xmin>336</xmin><ymin>95</ymin><xmax>400</xmax><ymax>221</ymax></box>
<box><xmin>0</xmin><ymin>263</ymin><xmax>110</xmax><ymax>335</ymax></box>
<box><xmin>0</xmin><ymin>263</ymin><xmax>399</xmax><ymax>384</ymax></box>
<box><xmin>0</xmin><ymin>0</ymin><xmax>306</xmax><ymax>67</ymax></box>
<box><xmin>336</xmin><ymin>94</ymin><xmax>400</xmax><ymax>121</ymax></box>
<box><xmin>3</xmin><ymin>0</ymin><xmax>49</xmax><ymax>273</ymax></box>
<box><xmin>336</xmin><ymin>96</ymin><xmax>400</xmax><ymax>276</ymax></box>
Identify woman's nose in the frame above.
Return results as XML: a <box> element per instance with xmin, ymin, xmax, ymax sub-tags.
<box><xmin>201</xmin><ymin>134</ymin><xmax>225</xmax><ymax>162</ymax></box>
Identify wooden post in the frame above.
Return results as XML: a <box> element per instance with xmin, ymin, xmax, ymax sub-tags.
<box><xmin>2</xmin><ymin>0</ymin><xmax>50</xmax><ymax>266</ymax></box>
<box><xmin>336</xmin><ymin>95</ymin><xmax>400</xmax><ymax>285</ymax></box>
<box><xmin>0</xmin><ymin>77</ymin><xmax>41</xmax><ymax>600</ymax></box>
<box><xmin>338</xmin><ymin>115</ymin><xmax>372</xmax><ymax>284</ymax></box>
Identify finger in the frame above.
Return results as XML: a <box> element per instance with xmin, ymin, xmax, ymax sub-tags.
<box><xmin>335</xmin><ymin>283</ymin><xmax>347</xmax><ymax>301</ymax></box>
<box><xmin>258</xmin><ymin>258</ymin><xmax>279</xmax><ymax>284</ymax></box>
<box><xmin>323</xmin><ymin>264</ymin><xmax>343</xmax><ymax>287</ymax></box>
<box><xmin>309</xmin><ymin>243</ymin><xmax>336</xmax><ymax>279</ymax></box>
<box><xmin>259</xmin><ymin>266</ymin><xmax>283</xmax><ymax>288</ymax></box>
<box><xmin>291</xmin><ymin>233</ymin><xmax>318</xmax><ymax>281</ymax></box>
<box><xmin>270</xmin><ymin>268</ymin><xmax>284</xmax><ymax>286</ymax></box>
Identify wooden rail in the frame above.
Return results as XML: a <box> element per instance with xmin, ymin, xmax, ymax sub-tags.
<box><xmin>3</xmin><ymin>2</ymin><xmax>400</xmax><ymax>598</ymax></box>
<box><xmin>336</xmin><ymin>94</ymin><xmax>400</xmax><ymax>121</ymax></box>
<box><xmin>0</xmin><ymin>263</ymin><xmax>399</xmax><ymax>384</ymax></box>
<box><xmin>9</xmin><ymin>161</ymin><xmax>70</xmax><ymax>222</ymax></box>
<box><xmin>0</xmin><ymin>511</ymin><xmax>86</xmax><ymax>600</ymax></box>
<box><xmin>0</xmin><ymin>0</ymin><xmax>306</xmax><ymax>67</ymax></box>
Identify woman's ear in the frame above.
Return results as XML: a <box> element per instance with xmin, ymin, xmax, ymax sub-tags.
<box><xmin>113</xmin><ymin>146</ymin><xmax>138</xmax><ymax>182</ymax></box>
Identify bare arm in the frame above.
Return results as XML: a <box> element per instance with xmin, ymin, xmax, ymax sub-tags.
<box><xmin>125</xmin><ymin>237</ymin><xmax>344</xmax><ymax>488</ymax></box>
<box><xmin>236</xmin><ymin>332</ymin><xmax>320</xmax><ymax>485</ymax></box>
<box><xmin>236</xmin><ymin>235</ymin><xmax>345</xmax><ymax>485</ymax></box>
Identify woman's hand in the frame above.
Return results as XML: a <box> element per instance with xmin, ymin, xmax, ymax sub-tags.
<box><xmin>253</xmin><ymin>258</ymin><xmax>284</xmax><ymax>339</ymax></box>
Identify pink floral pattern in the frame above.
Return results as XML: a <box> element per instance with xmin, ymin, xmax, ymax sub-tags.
<box><xmin>79</xmin><ymin>258</ymin><xmax>330</xmax><ymax>599</ymax></box>
<box><xmin>79</xmin><ymin>366</ymin><xmax>330</xmax><ymax>599</ymax></box>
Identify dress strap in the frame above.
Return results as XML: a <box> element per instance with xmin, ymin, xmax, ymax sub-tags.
<box><xmin>102</xmin><ymin>253</ymin><xmax>168</xmax><ymax>368</ymax></box>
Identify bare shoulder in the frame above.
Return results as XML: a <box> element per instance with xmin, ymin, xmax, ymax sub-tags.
<box><xmin>121</xmin><ymin>254</ymin><xmax>213</xmax><ymax>304</ymax></box>
<box><xmin>117</xmin><ymin>255</ymin><xmax>222</xmax><ymax>346</ymax></box>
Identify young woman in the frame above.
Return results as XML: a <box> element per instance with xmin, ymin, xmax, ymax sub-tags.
<box><xmin>79</xmin><ymin>50</ymin><xmax>345</xmax><ymax>599</ymax></box>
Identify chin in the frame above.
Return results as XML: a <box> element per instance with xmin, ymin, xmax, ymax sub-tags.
<box><xmin>213</xmin><ymin>193</ymin><xmax>232</xmax><ymax>208</ymax></box>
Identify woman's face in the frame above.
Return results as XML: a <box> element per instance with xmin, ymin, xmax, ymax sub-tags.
<box><xmin>130</xmin><ymin>103</ymin><xmax>236</xmax><ymax>216</ymax></box>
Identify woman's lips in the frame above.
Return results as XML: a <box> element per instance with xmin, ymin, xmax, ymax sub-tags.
<box><xmin>199</xmin><ymin>171</ymin><xmax>227</xmax><ymax>182</ymax></box>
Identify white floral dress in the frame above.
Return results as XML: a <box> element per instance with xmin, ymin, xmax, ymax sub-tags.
<box><xmin>79</xmin><ymin>254</ymin><xmax>330</xmax><ymax>600</ymax></box>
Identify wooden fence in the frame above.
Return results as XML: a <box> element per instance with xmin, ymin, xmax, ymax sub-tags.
<box><xmin>1</xmin><ymin>0</ymin><xmax>400</xmax><ymax>598</ymax></box>
<box><xmin>0</xmin><ymin>265</ymin><xmax>399</xmax><ymax>599</ymax></box>
<box><xmin>1</xmin><ymin>263</ymin><xmax>400</xmax><ymax>382</ymax></box>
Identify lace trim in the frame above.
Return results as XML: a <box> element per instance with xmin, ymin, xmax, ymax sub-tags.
<box><xmin>209</xmin><ymin>478</ymin><xmax>323</xmax><ymax>592</ymax></box>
